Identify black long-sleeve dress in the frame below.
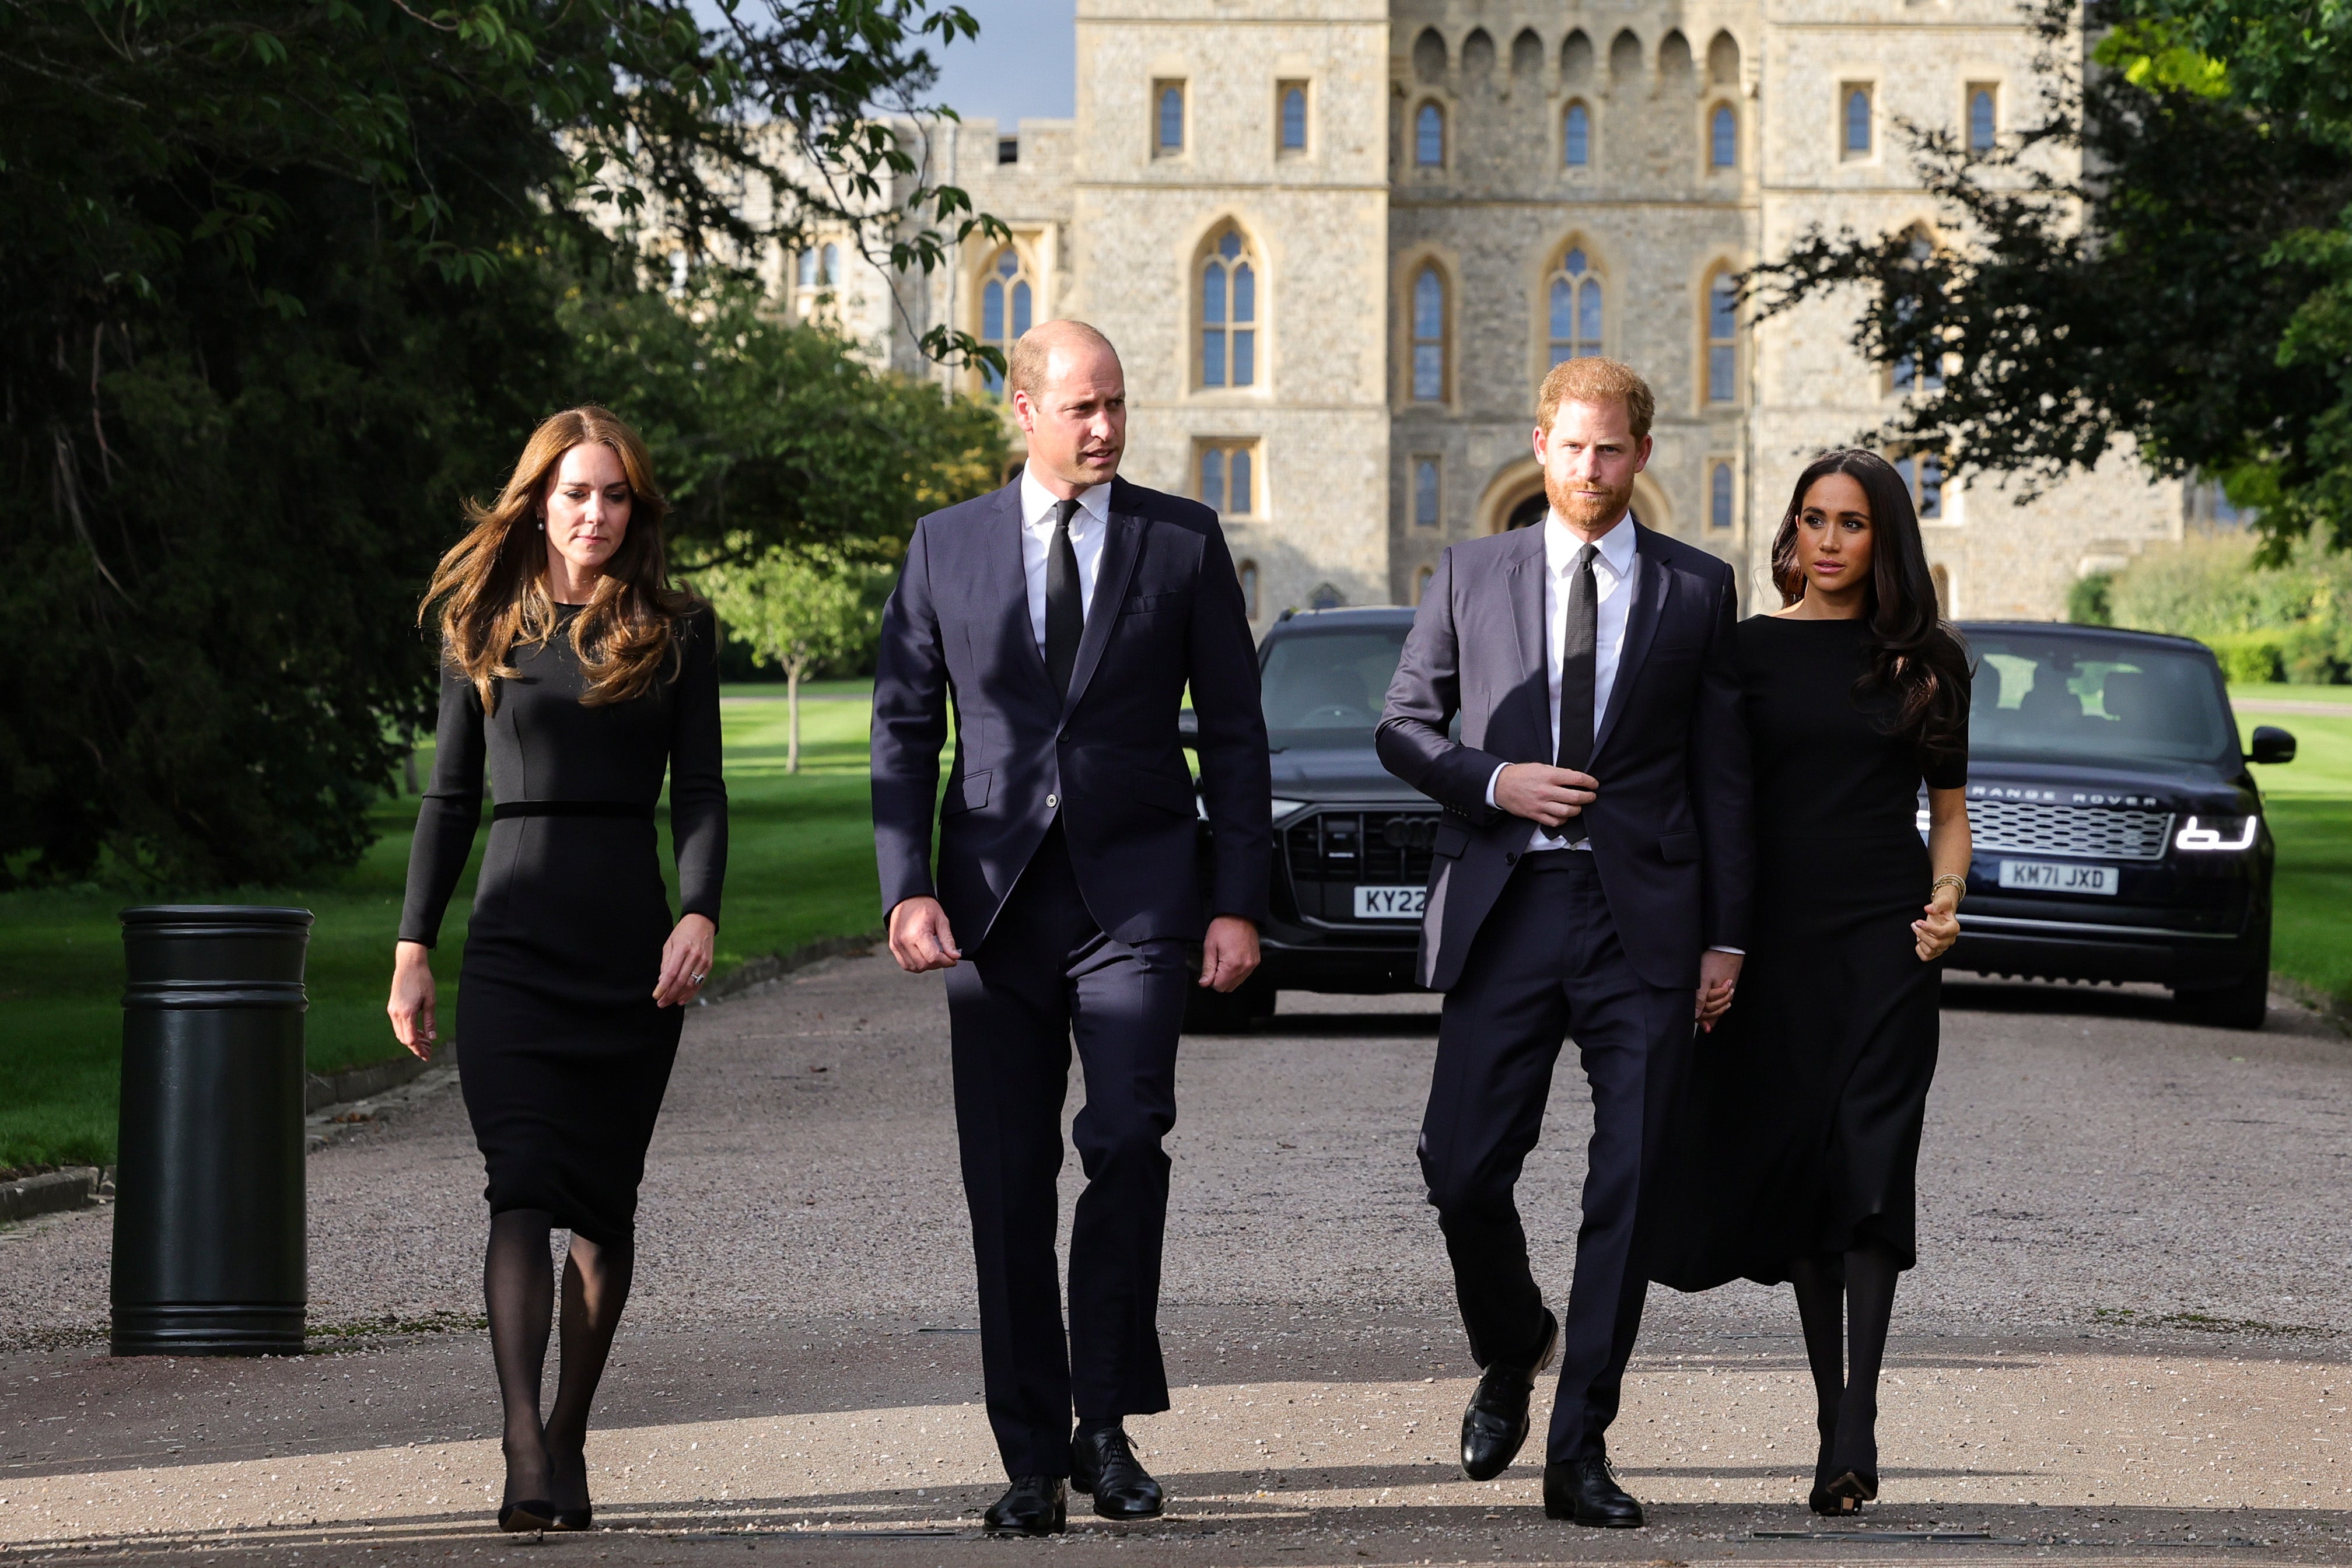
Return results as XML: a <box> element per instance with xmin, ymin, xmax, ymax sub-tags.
<box><xmin>400</xmin><ymin>605</ymin><xmax>727</xmax><ymax>1247</ymax></box>
<box><xmin>1652</xmin><ymin>615</ymin><xmax>1966</xmax><ymax>1289</ymax></box>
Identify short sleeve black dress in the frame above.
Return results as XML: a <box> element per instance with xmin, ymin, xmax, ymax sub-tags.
<box><xmin>399</xmin><ymin>606</ymin><xmax>727</xmax><ymax>1248</ymax></box>
<box><xmin>1652</xmin><ymin>615</ymin><xmax>1966</xmax><ymax>1290</ymax></box>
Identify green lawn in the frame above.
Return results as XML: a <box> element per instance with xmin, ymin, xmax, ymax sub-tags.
<box><xmin>0</xmin><ymin>695</ymin><xmax>888</xmax><ymax>1170</ymax></box>
<box><xmin>2236</xmin><ymin>693</ymin><xmax>2352</xmax><ymax>1011</ymax></box>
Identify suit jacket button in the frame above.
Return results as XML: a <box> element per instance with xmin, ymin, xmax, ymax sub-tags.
<box><xmin>1505</xmin><ymin>852</ymin><xmax>1518</xmax><ymax>864</ymax></box>
<box><xmin>1046</xmin><ymin>793</ymin><xmax>1059</xmax><ymax>809</ymax></box>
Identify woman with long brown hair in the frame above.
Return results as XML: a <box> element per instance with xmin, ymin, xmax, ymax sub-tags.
<box><xmin>1652</xmin><ymin>449</ymin><xmax>1972</xmax><ymax>1517</ymax></box>
<box><xmin>387</xmin><ymin>407</ymin><xmax>726</xmax><ymax>1532</ymax></box>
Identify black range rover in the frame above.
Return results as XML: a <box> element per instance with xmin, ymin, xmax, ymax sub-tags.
<box><xmin>1944</xmin><ymin>622</ymin><xmax>2292</xmax><ymax>1030</ymax></box>
<box><xmin>1186</xmin><ymin>612</ymin><xmax>2294</xmax><ymax>1032</ymax></box>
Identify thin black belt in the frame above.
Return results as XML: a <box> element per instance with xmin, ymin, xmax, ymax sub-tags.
<box><xmin>491</xmin><ymin>800</ymin><xmax>653</xmax><ymax>821</ymax></box>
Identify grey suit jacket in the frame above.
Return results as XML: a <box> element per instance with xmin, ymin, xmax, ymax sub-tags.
<box><xmin>1376</xmin><ymin>521</ymin><xmax>1754</xmax><ymax>991</ymax></box>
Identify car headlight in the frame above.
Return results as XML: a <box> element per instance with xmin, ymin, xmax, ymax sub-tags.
<box><xmin>1270</xmin><ymin>797</ymin><xmax>1310</xmax><ymax>820</ymax></box>
<box><xmin>2174</xmin><ymin>815</ymin><xmax>2257</xmax><ymax>852</ymax></box>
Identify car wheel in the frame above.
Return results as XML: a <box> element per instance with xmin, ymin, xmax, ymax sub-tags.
<box><xmin>2174</xmin><ymin>957</ymin><xmax>2271</xmax><ymax>1032</ymax></box>
<box><xmin>1184</xmin><ymin>975</ymin><xmax>1276</xmax><ymax>1034</ymax></box>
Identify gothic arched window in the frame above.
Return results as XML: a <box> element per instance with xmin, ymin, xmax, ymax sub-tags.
<box><xmin>1238</xmin><ymin>559</ymin><xmax>1261</xmax><ymax>619</ymax></box>
<box><xmin>1709</xmin><ymin>461</ymin><xmax>1734</xmax><ymax>530</ymax></box>
<box><xmin>1411</xmin><ymin>264</ymin><xmax>1447</xmax><ymax>401</ymax></box>
<box><xmin>1280</xmin><ymin>84</ymin><xmax>1308</xmax><ymax>152</ymax></box>
<box><xmin>1563</xmin><ymin>102</ymin><xmax>1591</xmax><ymax>167</ymax></box>
<box><xmin>1843</xmin><ymin>84</ymin><xmax>1873</xmax><ymax>158</ymax></box>
<box><xmin>796</xmin><ymin>249</ymin><xmax>818</xmax><ymax>289</ymax></box>
<box><xmin>978</xmin><ymin>246</ymin><xmax>1033</xmax><ymax>397</ymax></box>
<box><xmin>820</xmin><ymin>243</ymin><xmax>839</xmax><ymax>285</ymax></box>
<box><xmin>1416</xmin><ymin>103</ymin><xmax>1446</xmax><ymax>167</ymax></box>
<box><xmin>1156</xmin><ymin>82</ymin><xmax>1185</xmax><ymax>155</ymax></box>
<box><xmin>1200</xmin><ymin>227</ymin><xmax>1258</xmax><ymax>388</ymax></box>
<box><xmin>1968</xmin><ymin>85</ymin><xmax>1997</xmax><ymax>152</ymax></box>
<box><xmin>1710</xmin><ymin>103</ymin><xmax>1737</xmax><ymax>168</ymax></box>
<box><xmin>1705</xmin><ymin>268</ymin><xmax>1739</xmax><ymax>402</ymax></box>
<box><xmin>1547</xmin><ymin>247</ymin><xmax>1603</xmax><ymax>365</ymax></box>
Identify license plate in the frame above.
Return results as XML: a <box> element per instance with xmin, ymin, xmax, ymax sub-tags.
<box><xmin>1997</xmin><ymin>859</ymin><xmax>2119</xmax><ymax>896</ymax></box>
<box><xmin>1353</xmin><ymin>884</ymin><xmax>1426</xmax><ymax>920</ymax></box>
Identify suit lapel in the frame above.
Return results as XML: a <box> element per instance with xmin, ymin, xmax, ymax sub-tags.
<box><xmin>1591</xmin><ymin>523</ymin><xmax>1673</xmax><ymax>761</ymax></box>
<box><xmin>1503</xmin><ymin>526</ymin><xmax>1549</xmax><ymax>748</ymax></box>
<box><xmin>982</xmin><ymin>482</ymin><xmax>1053</xmax><ymax>691</ymax></box>
<box><xmin>1062</xmin><ymin>479</ymin><xmax>1144</xmax><ymax>717</ymax></box>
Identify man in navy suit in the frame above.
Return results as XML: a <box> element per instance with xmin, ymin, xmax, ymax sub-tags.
<box><xmin>1377</xmin><ymin>357</ymin><xmax>1754</xmax><ymax>1527</ymax></box>
<box><xmin>871</xmin><ymin>320</ymin><xmax>1272</xmax><ymax>1535</ymax></box>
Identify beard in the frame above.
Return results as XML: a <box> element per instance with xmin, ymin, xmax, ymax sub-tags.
<box><xmin>1544</xmin><ymin>467</ymin><xmax>1634</xmax><ymax>533</ymax></box>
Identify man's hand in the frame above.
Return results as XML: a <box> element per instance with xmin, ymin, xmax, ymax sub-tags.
<box><xmin>1696</xmin><ymin>948</ymin><xmax>1744</xmax><ymax>1032</ymax></box>
<box><xmin>1199</xmin><ymin>915</ymin><xmax>1261</xmax><ymax>993</ymax></box>
<box><xmin>888</xmin><ymin>896</ymin><xmax>962</xmax><ymax>974</ymax></box>
<box><xmin>1493</xmin><ymin>762</ymin><xmax>1598</xmax><ymax>828</ymax></box>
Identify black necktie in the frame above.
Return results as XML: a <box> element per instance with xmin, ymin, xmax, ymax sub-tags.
<box><xmin>1555</xmin><ymin>544</ymin><xmax>1600</xmax><ymax>841</ymax></box>
<box><xmin>1045</xmin><ymin>498</ymin><xmax>1084</xmax><ymax>699</ymax></box>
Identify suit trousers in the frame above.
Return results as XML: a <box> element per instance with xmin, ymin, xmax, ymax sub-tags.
<box><xmin>943</xmin><ymin>822</ymin><xmax>1192</xmax><ymax>1477</ymax></box>
<box><xmin>1418</xmin><ymin>850</ymin><xmax>1693</xmax><ymax>1464</ymax></box>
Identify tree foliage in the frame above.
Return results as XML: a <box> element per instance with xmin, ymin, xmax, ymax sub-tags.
<box><xmin>1745</xmin><ymin>0</ymin><xmax>2352</xmax><ymax>550</ymax></box>
<box><xmin>0</xmin><ymin>0</ymin><xmax>1001</xmax><ymax>887</ymax></box>
<box><xmin>694</xmin><ymin>543</ymin><xmax>891</xmax><ymax>772</ymax></box>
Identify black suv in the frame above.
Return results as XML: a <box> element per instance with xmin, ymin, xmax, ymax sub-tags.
<box><xmin>1186</xmin><ymin>612</ymin><xmax>2293</xmax><ymax>1032</ymax></box>
<box><xmin>1185</xmin><ymin>606</ymin><xmax>1426</xmax><ymax>1029</ymax></box>
<box><xmin>1944</xmin><ymin>622</ymin><xmax>2292</xmax><ymax>1029</ymax></box>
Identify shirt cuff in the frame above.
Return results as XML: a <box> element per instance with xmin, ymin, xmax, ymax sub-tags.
<box><xmin>1485</xmin><ymin>763</ymin><xmax>1507</xmax><ymax>810</ymax></box>
<box><xmin>1706</xmin><ymin>946</ymin><xmax>1745</xmax><ymax>956</ymax></box>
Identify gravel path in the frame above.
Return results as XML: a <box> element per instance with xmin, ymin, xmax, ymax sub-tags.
<box><xmin>1</xmin><ymin>957</ymin><xmax>2346</xmax><ymax>1564</ymax></box>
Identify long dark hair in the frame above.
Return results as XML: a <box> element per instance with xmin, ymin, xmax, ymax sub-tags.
<box><xmin>1770</xmin><ymin>449</ymin><xmax>1971</xmax><ymax>763</ymax></box>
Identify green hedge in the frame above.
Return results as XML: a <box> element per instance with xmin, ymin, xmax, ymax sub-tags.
<box><xmin>2091</xmin><ymin>532</ymin><xmax>2352</xmax><ymax>684</ymax></box>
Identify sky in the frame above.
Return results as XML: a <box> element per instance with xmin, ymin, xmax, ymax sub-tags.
<box><xmin>684</xmin><ymin>0</ymin><xmax>1076</xmax><ymax>125</ymax></box>
<box><xmin>923</xmin><ymin>0</ymin><xmax>1076</xmax><ymax>125</ymax></box>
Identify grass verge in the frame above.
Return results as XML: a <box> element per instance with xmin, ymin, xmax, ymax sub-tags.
<box><xmin>2241</xmin><ymin>698</ymin><xmax>2352</xmax><ymax>1016</ymax></box>
<box><xmin>0</xmin><ymin>695</ymin><xmax>886</xmax><ymax>1168</ymax></box>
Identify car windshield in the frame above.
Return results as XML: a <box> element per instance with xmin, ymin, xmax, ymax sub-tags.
<box><xmin>1967</xmin><ymin>630</ymin><xmax>2235</xmax><ymax>768</ymax></box>
<box><xmin>1260</xmin><ymin>626</ymin><xmax>1410</xmax><ymax>748</ymax></box>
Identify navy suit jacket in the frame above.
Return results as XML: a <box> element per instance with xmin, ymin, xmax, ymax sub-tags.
<box><xmin>872</xmin><ymin>475</ymin><xmax>1273</xmax><ymax>949</ymax></box>
<box><xmin>1376</xmin><ymin>522</ymin><xmax>1754</xmax><ymax>992</ymax></box>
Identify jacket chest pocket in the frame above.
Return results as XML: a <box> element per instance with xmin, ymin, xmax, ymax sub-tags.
<box><xmin>1121</xmin><ymin>590</ymin><xmax>1187</xmax><ymax>617</ymax></box>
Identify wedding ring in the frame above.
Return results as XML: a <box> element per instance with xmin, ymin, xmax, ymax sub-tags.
<box><xmin>690</xmin><ymin>972</ymin><xmax>705</xmax><ymax>985</ymax></box>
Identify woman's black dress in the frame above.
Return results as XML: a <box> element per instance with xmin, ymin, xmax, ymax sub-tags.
<box><xmin>399</xmin><ymin>607</ymin><xmax>726</xmax><ymax>1248</ymax></box>
<box><xmin>1653</xmin><ymin>615</ymin><xmax>1966</xmax><ymax>1289</ymax></box>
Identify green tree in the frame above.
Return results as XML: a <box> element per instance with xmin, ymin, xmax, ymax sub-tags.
<box><xmin>0</xmin><ymin>0</ymin><xmax>1002</xmax><ymax>886</ymax></box>
<box><xmin>1745</xmin><ymin>0</ymin><xmax>2352</xmax><ymax>551</ymax></box>
<box><xmin>696</xmin><ymin>547</ymin><xmax>887</xmax><ymax>772</ymax></box>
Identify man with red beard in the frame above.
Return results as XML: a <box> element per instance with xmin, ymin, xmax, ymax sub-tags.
<box><xmin>1376</xmin><ymin>357</ymin><xmax>1754</xmax><ymax>1527</ymax></box>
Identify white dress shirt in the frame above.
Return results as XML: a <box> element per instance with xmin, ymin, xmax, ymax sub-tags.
<box><xmin>1018</xmin><ymin>468</ymin><xmax>1112</xmax><ymax>652</ymax></box>
<box><xmin>1486</xmin><ymin>510</ymin><xmax>1639</xmax><ymax>852</ymax></box>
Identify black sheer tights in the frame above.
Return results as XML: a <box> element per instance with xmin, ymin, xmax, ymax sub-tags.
<box><xmin>484</xmin><ymin>1209</ymin><xmax>635</xmax><ymax>1513</ymax></box>
<box><xmin>1787</xmin><ymin>1244</ymin><xmax>1901</xmax><ymax>1486</ymax></box>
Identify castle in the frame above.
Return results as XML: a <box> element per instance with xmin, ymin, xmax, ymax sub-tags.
<box><xmin>789</xmin><ymin>0</ymin><xmax>2191</xmax><ymax>629</ymax></box>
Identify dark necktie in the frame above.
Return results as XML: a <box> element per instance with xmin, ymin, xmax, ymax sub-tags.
<box><xmin>1044</xmin><ymin>497</ymin><xmax>1085</xmax><ymax>699</ymax></box>
<box><xmin>1554</xmin><ymin>542</ymin><xmax>1600</xmax><ymax>843</ymax></box>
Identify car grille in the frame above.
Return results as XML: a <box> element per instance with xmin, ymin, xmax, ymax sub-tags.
<box><xmin>1284</xmin><ymin>810</ymin><xmax>1441</xmax><ymax>885</ymax></box>
<box><xmin>1966</xmin><ymin>799</ymin><xmax>2174</xmax><ymax>862</ymax></box>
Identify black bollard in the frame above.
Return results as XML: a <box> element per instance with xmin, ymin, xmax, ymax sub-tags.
<box><xmin>112</xmin><ymin>906</ymin><xmax>313</xmax><ymax>1356</ymax></box>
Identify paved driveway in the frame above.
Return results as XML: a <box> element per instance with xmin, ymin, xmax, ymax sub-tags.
<box><xmin>0</xmin><ymin>958</ymin><xmax>2346</xmax><ymax>1564</ymax></box>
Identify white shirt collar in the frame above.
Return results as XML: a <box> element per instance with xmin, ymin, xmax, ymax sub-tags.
<box><xmin>1019</xmin><ymin>467</ymin><xmax>1112</xmax><ymax>530</ymax></box>
<box><xmin>1543</xmin><ymin>508</ymin><xmax>1636</xmax><ymax>578</ymax></box>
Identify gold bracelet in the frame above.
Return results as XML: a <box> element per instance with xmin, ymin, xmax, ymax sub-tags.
<box><xmin>1930</xmin><ymin>873</ymin><xmax>1967</xmax><ymax>905</ymax></box>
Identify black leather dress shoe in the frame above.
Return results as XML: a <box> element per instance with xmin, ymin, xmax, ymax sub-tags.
<box><xmin>982</xmin><ymin>1475</ymin><xmax>1067</xmax><ymax>1536</ymax></box>
<box><xmin>1070</xmin><ymin>1426</ymin><xmax>1165</xmax><ymax>1519</ymax></box>
<box><xmin>1459</xmin><ymin>1308</ymin><xmax>1559</xmax><ymax>1481</ymax></box>
<box><xmin>1544</xmin><ymin>1455</ymin><xmax>1644</xmax><ymax>1528</ymax></box>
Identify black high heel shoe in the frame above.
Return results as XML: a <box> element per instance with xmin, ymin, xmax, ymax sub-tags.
<box><xmin>498</xmin><ymin>1500</ymin><xmax>556</xmax><ymax>1533</ymax></box>
<box><xmin>1807</xmin><ymin>1434</ymin><xmax>1843</xmax><ymax>1516</ymax></box>
<box><xmin>1824</xmin><ymin>1469</ymin><xmax>1878</xmax><ymax>1513</ymax></box>
<box><xmin>548</xmin><ymin>1439</ymin><xmax>594</xmax><ymax>1531</ymax></box>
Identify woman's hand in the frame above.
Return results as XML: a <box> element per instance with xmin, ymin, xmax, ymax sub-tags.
<box><xmin>654</xmin><ymin>913</ymin><xmax>718</xmax><ymax>1007</ymax></box>
<box><xmin>1913</xmin><ymin>889</ymin><xmax>1961</xmax><ymax>963</ymax></box>
<box><xmin>388</xmin><ymin>941</ymin><xmax>438</xmax><ymax>1060</ymax></box>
